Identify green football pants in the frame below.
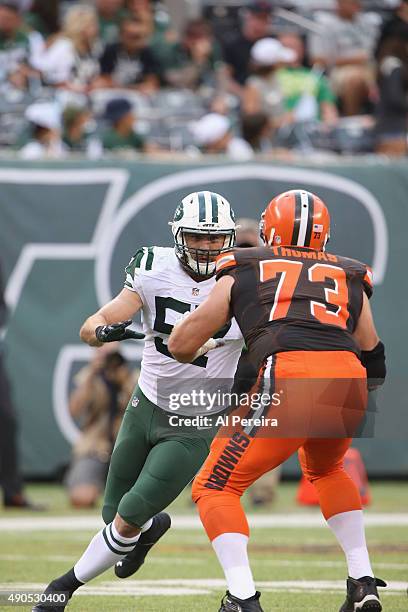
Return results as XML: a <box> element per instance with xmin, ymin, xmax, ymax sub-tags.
<box><xmin>102</xmin><ymin>386</ymin><xmax>216</xmax><ymax>527</ymax></box>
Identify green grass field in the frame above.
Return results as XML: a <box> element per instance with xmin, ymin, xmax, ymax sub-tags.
<box><xmin>0</xmin><ymin>482</ymin><xmax>407</xmax><ymax>611</ymax></box>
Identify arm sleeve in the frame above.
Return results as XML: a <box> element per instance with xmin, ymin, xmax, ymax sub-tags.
<box><xmin>317</xmin><ymin>75</ymin><xmax>336</xmax><ymax>104</ymax></box>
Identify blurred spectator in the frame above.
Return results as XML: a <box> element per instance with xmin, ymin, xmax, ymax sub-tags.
<box><xmin>191</xmin><ymin>112</ymin><xmax>253</xmax><ymax>159</ymax></box>
<box><xmin>0</xmin><ymin>260</ymin><xmax>45</xmax><ymax>510</ymax></box>
<box><xmin>97</xmin><ymin>15</ymin><xmax>160</xmax><ymax>92</ymax></box>
<box><xmin>33</xmin><ymin>4</ymin><xmax>101</xmax><ymax>91</ymax></box>
<box><xmin>241</xmin><ymin>112</ymin><xmax>273</xmax><ymax>153</ymax></box>
<box><xmin>101</xmin><ymin>97</ymin><xmax>152</xmax><ymax>152</ymax></box>
<box><xmin>243</xmin><ymin>38</ymin><xmax>296</xmax><ymax>124</ymax></box>
<box><xmin>65</xmin><ymin>348</ymin><xmax>134</xmax><ymax>508</ymax></box>
<box><xmin>96</xmin><ymin>0</ymin><xmax>127</xmax><ymax>46</ymax></box>
<box><xmin>376</xmin><ymin>0</ymin><xmax>408</xmax><ymax>56</ymax></box>
<box><xmin>310</xmin><ymin>0</ymin><xmax>380</xmax><ymax>116</ymax></box>
<box><xmin>62</xmin><ymin>105</ymin><xmax>93</xmax><ymax>152</ymax></box>
<box><xmin>222</xmin><ymin>0</ymin><xmax>273</xmax><ymax>90</ymax></box>
<box><xmin>19</xmin><ymin>101</ymin><xmax>64</xmax><ymax>159</ymax></box>
<box><xmin>24</xmin><ymin>0</ymin><xmax>59</xmax><ymax>37</ymax></box>
<box><xmin>375</xmin><ymin>37</ymin><xmax>408</xmax><ymax>156</ymax></box>
<box><xmin>277</xmin><ymin>33</ymin><xmax>338</xmax><ymax>125</ymax></box>
<box><xmin>0</xmin><ymin>0</ymin><xmax>41</xmax><ymax>90</ymax></box>
<box><xmin>162</xmin><ymin>18</ymin><xmax>224</xmax><ymax>90</ymax></box>
<box><xmin>250</xmin><ymin>465</ymin><xmax>282</xmax><ymax>506</ymax></box>
<box><xmin>235</xmin><ymin>217</ymin><xmax>260</xmax><ymax>248</ymax></box>
<box><xmin>127</xmin><ymin>0</ymin><xmax>175</xmax><ymax>70</ymax></box>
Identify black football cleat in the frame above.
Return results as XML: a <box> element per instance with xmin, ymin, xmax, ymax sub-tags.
<box><xmin>114</xmin><ymin>512</ymin><xmax>171</xmax><ymax>578</ymax></box>
<box><xmin>339</xmin><ymin>576</ymin><xmax>387</xmax><ymax>612</ymax></box>
<box><xmin>219</xmin><ymin>591</ymin><xmax>263</xmax><ymax>612</ymax></box>
<box><xmin>32</xmin><ymin>569</ymin><xmax>83</xmax><ymax>611</ymax></box>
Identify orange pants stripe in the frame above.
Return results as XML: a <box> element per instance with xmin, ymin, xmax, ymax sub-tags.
<box><xmin>192</xmin><ymin>350</ymin><xmax>367</xmax><ymax>541</ymax></box>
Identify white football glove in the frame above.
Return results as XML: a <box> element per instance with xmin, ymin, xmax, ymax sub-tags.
<box><xmin>172</xmin><ymin>317</ymin><xmax>225</xmax><ymax>362</ymax></box>
<box><xmin>191</xmin><ymin>337</ymin><xmax>225</xmax><ymax>361</ymax></box>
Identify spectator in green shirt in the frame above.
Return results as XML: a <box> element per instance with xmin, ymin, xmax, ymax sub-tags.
<box><xmin>0</xmin><ymin>1</ymin><xmax>38</xmax><ymax>89</ymax></box>
<box><xmin>96</xmin><ymin>0</ymin><xmax>127</xmax><ymax>45</ymax></box>
<box><xmin>161</xmin><ymin>18</ymin><xmax>224</xmax><ymax>90</ymax></box>
<box><xmin>101</xmin><ymin>97</ymin><xmax>147</xmax><ymax>152</ymax></box>
<box><xmin>277</xmin><ymin>33</ymin><xmax>339</xmax><ymax>125</ymax></box>
<box><xmin>62</xmin><ymin>106</ymin><xmax>92</xmax><ymax>152</ymax></box>
<box><xmin>126</xmin><ymin>0</ymin><xmax>174</xmax><ymax>55</ymax></box>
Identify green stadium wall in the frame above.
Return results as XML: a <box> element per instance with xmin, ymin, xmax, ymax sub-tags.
<box><xmin>0</xmin><ymin>158</ymin><xmax>406</xmax><ymax>477</ymax></box>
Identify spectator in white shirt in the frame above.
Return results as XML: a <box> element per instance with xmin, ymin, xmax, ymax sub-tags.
<box><xmin>191</xmin><ymin>112</ymin><xmax>254</xmax><ymax>159</ymax></box>
<box><xmin>19</xmin><ymin>102</ymin><xmax>65</xmax><ymax>159</ymax></box>
<box><xmin>33</xmin><ymin>4</ymin><xmax>101</xmax><ymax>92</ymax></box>
<box><xmin>309</xmin><ymin>0</ymin><xmax>380</xmax><ymax>116</ymax></box>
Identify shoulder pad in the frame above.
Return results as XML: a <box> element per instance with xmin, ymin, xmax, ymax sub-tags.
<box><xmin>125</xmin><ymin>246</ymin><xmax>155</xmax><ymax>275</ymax></box>
<box><xmin>215</xmin><ymin>251</ymin><xmax>237</xmax><ymax>274</ymax></box>
<box><xmin>363</xmin><ymin>265</ymin><xmax>373</xmax><ymax>298</ymax></box>
<box><xmin>339</xmin><ymin>255</ymin><xmax>373</xmax><ymax>298</ymax></box>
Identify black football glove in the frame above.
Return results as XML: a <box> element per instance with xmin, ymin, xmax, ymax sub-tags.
<box><xmin>95</xmin><ymin>320</ymin><xmax>145</xmax><ymax>343</ymax></box>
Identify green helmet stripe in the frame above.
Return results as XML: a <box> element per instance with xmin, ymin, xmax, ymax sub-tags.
<box><xmin>198</xmin><ymin>192</ymin><xmax>206</xmax><ymax>222</ymax></box>
<box><xmin>211</xmin><ymin>193</ymin><xmax>219</xmax><ymax>223</ymax></box>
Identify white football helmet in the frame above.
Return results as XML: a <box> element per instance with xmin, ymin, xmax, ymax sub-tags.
<box><xmin>169</xmin><ymin>191</ymin><xmax>236</xmax><ymax>277</ymax></box>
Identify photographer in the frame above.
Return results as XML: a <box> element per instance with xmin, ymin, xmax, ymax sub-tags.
<box><xmin>65</xmin><ymin>346</ymin><xmax>135</xmax><ymax>508</ymax></box>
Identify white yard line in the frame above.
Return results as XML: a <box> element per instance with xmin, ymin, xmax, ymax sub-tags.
<box><xmin>0</xmin><ymin>580</ymin><xmax>405</xmax><ymax>597</ymax></box>
<box><xmin>1</xmin><ymin>555</ymin><xmax>406</xmax><ymax>571</ymax></box>
<box><xmin>1</xmin><ymin>513</ymin><xmax>408</xmax><ymax>532</ymax></box>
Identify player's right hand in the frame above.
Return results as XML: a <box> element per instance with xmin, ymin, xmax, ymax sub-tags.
<box><xmin>191</xmin><ymin>337</ymin><xmax>225</xmax><ymax>361</ymax></box>
<box><xmin>95</xmin><ymin>320</ymin><xmax>145</xmax><ymax>343</ymax></box>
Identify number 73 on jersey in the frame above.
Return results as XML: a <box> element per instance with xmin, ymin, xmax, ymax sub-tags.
<box><xmin>260</xmin><ymin>259</ymin><xmax>349</xmax><ymax>329</ymax></box>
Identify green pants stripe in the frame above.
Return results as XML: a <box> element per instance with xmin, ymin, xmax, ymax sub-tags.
<box><xmin>102</xmin><ymin>386</ymin><xmax>216</xmax><ymax>527</ymax></box>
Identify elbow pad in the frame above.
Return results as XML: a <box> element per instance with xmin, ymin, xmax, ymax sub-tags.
<box><xmin>360</xmin><ymin>341</ymin><xmax>386</xmax><ymax>389</ymax></box>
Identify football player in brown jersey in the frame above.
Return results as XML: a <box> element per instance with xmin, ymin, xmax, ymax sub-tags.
<box><xmin>169</xmin><ymin>190</ymin><xmax>387</xmax><ymax>612</ymax></box>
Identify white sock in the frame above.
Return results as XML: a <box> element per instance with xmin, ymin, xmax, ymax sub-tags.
<box><xmin>212</xmin><ymin>533</ymin><xmax>256</xmax><ymax>600</ymax></box>
<box><xmin>327</xmin><ymin>510</ymin><xmax>373</xmax><ymax>579</ymax></box>
<box><xmin>141</xmin><ymin>518</ymin><xmax>153</xmax><ymax>533</ymax></box>
<box><xmin>74</xmin><ymin>522</ymin><xmax>140</xmax><ymax>583</ymax></box>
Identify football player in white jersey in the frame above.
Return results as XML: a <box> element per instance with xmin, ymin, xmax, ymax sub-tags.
<box><xmin>33</xmin><ymin>191</ymin><xmax>243</xmax><ymax>611</ymax></box>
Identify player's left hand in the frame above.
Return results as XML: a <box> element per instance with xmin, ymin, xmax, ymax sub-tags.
<box><xmin>95</xmin><ymin>320</ymin><xmax>145</xmax><ymax>343</ymax></box>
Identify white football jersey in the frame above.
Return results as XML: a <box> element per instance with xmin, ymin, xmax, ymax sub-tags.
<box><xmin>124</xmin><ymin>246</ymin><xmax>244</xmax><ymax>413</ymax></box>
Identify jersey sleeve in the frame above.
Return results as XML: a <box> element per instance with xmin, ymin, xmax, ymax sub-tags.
<box><xmin>124</xmin><ymin>247</ymin><xmax>155</xmax><ymax>298</ymax></box>
<box><xmin>215</xmin><ymin>251</ymin><xmax>238</xmax><ymax>280</ymax></box>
